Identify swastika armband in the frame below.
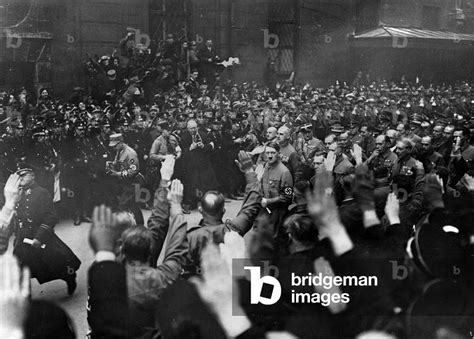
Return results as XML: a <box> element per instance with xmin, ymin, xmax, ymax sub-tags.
<box><xmin>281</xmin><ymin>186</ymin><xmax>293</xmax><ymax>197</ymax></box>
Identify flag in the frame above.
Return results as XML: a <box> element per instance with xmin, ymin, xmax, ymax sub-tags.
<box><xmin>217</xmin><ymin>57</ymin><xmax>241</xmax><ymax>68</ymax></box>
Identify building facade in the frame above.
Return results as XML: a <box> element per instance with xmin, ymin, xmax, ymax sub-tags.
<box><xmin>1</xmin><ymin>0</ymin><xmax>472</xmax><ymax>95</ymax></box>
<box><xmin>1</xmin><ymin>0</ymin><xmax>148</xmax><ymax>96</ymax></box>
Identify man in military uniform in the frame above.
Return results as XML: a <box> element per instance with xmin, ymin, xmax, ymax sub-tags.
<box><xmin>393</xmin><ymin>138</ymin><xmax>425</xmax><ymax>184</ymax></box>
<box><xmin>26</xmin><ymin>130</ymin><xmax>58</xmax><ymax>194</ymax></box>
<box><xmin>208</xmin><ymin>119</ymin><xmax>235</xmax><ymax>199</ymax></box>
<box><xmin>438</xmin><ymin>125</ymin><xmax>455</xmax><ymax>164</ymax></box>
<box><xmin>107</xmin><ymin>133</ymin><xmax>144</xmax><ymax>225</ymax></box>
<box><xmin>88</xmin><ymin>121</ymin><xmax>114</xmax><ymax>208</ymax></box>
<box><xmin>185</xmin><ymin>151</ymin><xmax>262</xmax><ymax>273</ymax></box>
<box><xmin>148</xmin><ymin>120</ymin><xmax>182</xmax><ymax>193</ymax></box>
<box><xmin>258</xmin><ymin>141</ymin><xmax>293</xmax><ymax>255</ymax></box>
<box><xmin>359</xmin><ymin>124</ymin><xmax>376</xmax><ymax>157</ymax></box>
<box><xmin>3</xmin><ymin>123</ymin><xmax>27</xmax><ymax>175</ymax></box>
<box><xmin>366</xmin><ymin>135</ymin><xmax>398</xmax><ymax>178</ymax></box>
<box><xmin>12</xmin><ymin>167</ymin><xmax>80</xmax><ymax>295</ymax></box>
<box><xmin>417</xmin><ymin>136</ymin><xmax>445</xmax><ymax>174</ymax></box>
<box><xmin>431</xmin><ymin>123</ymin><xmax>445</xmax><ymax>152</ymax></box>
<box><xmin>294</xmin><ymin>123</ymin><xmax>324</xmax><ymax>181</ymax></box>
<box><xmin>277</xmin><ymin>125</ymin><xmax>302</xmax><ymax>182</ymax></box>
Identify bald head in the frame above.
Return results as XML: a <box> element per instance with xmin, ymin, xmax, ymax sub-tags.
<box><xmin>277</xmin><ymin>125</ymin><xmax>291</xmax><ymax>144</ymax></box>
<box><xmin>375</xmin><ymin>134</ymin><xmax>390</xmax><ymax>153</ymax></box>
<box><xmin>421</xmin><ymin>136</ymin><xmax>432</xmax><ymax>152</ymax></box>
<box><xmin>266</xmin><ymin>127</ymin><xmax>277</xmax><ymax>141</ymax></box>
<box><xmin>200</xmin><ymin>191</ymin><xmax>225</xmax><ymax>218</ymax></box>
<box><xmin>385</xmin><ymin>129</ymin><xmax>398</xmax><ymax>146</ymax></box>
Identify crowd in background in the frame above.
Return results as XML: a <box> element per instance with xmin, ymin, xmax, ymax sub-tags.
<box><xmin>0</xmin><ymin>32</ymin><xmax>473</xmax><ymax>338</ymax></box>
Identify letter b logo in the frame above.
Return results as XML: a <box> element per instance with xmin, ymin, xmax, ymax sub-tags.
<box><xmin>244</xmin><ymin>266</ymin><xmax>281</xmax><ymax>305</ymax></box>
<box><xmin>262</xmin><ymin>29</ymin><xmax>279</xmax><ymax>49</ymax></box>
<box><xmin>391</xmin><ymin>260</ymin><xmax>408</xmax><ymax>280</ymax></box>
<box><xmin>6</xmin><ymin>29</ymin><xmax>22</xmax><ymax>49</ymax></box>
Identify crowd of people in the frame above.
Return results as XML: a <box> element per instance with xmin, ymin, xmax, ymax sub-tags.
<box><xmin>0</xmin><ymin>33</ymin><xmax>473</xmax><ymax>339</ymax></box>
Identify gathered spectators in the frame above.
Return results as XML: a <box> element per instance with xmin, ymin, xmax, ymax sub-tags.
<box><xmin>0</xmin><ymin>33</ymin><xmax>473</xmax><ymax>337</ymax></box>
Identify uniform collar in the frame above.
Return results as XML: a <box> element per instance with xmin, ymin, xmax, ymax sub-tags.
<box><xmin>266</xmin><ymin>160</ymin><xmax>280</xmax><ymax>169</ymax></box>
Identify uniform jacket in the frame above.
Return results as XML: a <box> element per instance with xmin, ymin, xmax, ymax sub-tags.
<box><xmin>149</xmin><ymin>134</ymin><xmax>180</xmax><ymax>162</ymax></box>
<box><xmin>393</xmin><ymin>155</ymin><xmax>425</xmax><ymax>184</ymax></box>
<box><xmin>13</xmin><ymin>183</ymin><xmax>80</xmax><ymax>284</ymax></box>
<box><xmin>295</xmin><ymin>137</ymin><xmax>324</xmax><ymax>165</ymax></box>
<box><xmin>261</xmin><ymin>161</ymin><xmax>293</xmax><ymax>209</ymax></box>
<box><xmin>279</xmin><ymin>143</ymin><xmax>302</xmax><ymax>182</ymax></box>
<box><xmin>112</xmin><ymin>144</ymin><xmax>139</xmax><ymax>180</ymax></box>
<box><xmin>367</xmin><ymin>149</ymin><xmax>398</xmax><ymax>177</ymax></box>
<box><xmin>15</xmin><ymin>183</ymin><xmax>57</xmax><ymax>244</ymax></box>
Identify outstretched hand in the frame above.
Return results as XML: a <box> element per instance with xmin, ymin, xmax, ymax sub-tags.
<box><xmin>351</xmin><ymin>144</ymin><xmax>363</xmax><ymax>165</ymax></box>
<box><xmin>167</xmin><ymin>179</ymin><xmax>184</xmax><ymax>205</ymax></box>
<box><xmin>307</xmin><ymin>169</ymin><xmax>353</xmax><ymax>255</ymax></box>
<box><xmin>306</xmin><ymin>169</ymin><xmax>343</xmax><ymax>239</ymax></box>
<box><xmin>190</xmin><ymin>242</ymin><xmax>234</xmax><ymax>315</ymax></box>
<box><xmin>384</xmin><ymin>193</ymin><xmax>400</xmax><ymax>225</ymax></box>
<box><xmin>0</xmin><ymin>254</ymin><xmax>30</xmax><ymax>337</ymax></box>
<box><xmin>4</xmin><ymin>173</ymin><xmax>21</xmax><ymax>207</ymax></box>
<box><xmin>160</xmin><ymin>155</ymin><xmax>175</xmax><ymax>181</ymax></box>
<box><xmin>190</xmin><ymin>234</ymin><xmax>251</xmax><ymax>337</ymax></box>
<box><xmin>235</xmin><ymin>151</ymin><xmax>254</xmax><ymax>173</ymax></box>
<box><xmin>324</xmin><ymin>151</ymin><xmax>336</xmax><ymax>172</ymax></box>
<box><xmin>460</xmin><ymin>173</ymin><xmax>474</xmax><ymax>192</ymax></box>
<box><xmin>353</xmin><ymin>165</ymin><xmax>375</xmax><ymax>211</ymax></box>
<box><xmin>89</xmin><ymin>205</ymin><xmax>119</xmax><ymax>253</ymax></box>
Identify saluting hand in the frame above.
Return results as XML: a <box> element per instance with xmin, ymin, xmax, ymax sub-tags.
<box><xmin>160</xmin><ymin>155</ymin><xmax>175</xmax><ymax>181</ymax></box>
<box><xmin>324</xmin><ymin>151</ymin><xmax>336</xmax><ymax>172</ymax></box>
<box><xmin>234</xmin><ymin>151</ymin><xmax>254</xmax><ymax>173</ymax></box>
<box><xmin>89</xmin><ymin>205</ymin><xmax>118</xmax><ymax>253</ymax></box>
<box><xmin>167</xmin><ymin>179</ymin><xmax>184</xmax><ymax>206</ymax></box>
<box><xmin>0</xmin><ymin>254</ymin><xmax>30</xmax><ymax>338</ymax></box>
<box><xmin>4</xmin><ymin>173</ymin><xmax>21</xmax><ymax>207</ymax></box>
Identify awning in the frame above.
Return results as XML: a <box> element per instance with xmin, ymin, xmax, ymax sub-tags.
<box><xmin>349</xmin><ymin>25</ymin><xmax>474</xmax><ymax>49</ymax></box>
<box><xmin>0</xmin><ymin>30</ymin><xmax>53</xmax><ymax>40</ymax></box>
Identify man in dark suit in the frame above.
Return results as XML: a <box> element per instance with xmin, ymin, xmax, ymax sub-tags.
<box><xmin>179</xmin><ymin>119</ymin><xmax>218</xmax><ymax>210</ymax></box>
<box><xmin>199</xmin><ymin>39</ymin><xmax>220</xmax><ymax>83</ymax></box>
<box><xmin>13</xmin><ymin>167</ymin><xmax>80</xmax><ymax>295</ymax></box>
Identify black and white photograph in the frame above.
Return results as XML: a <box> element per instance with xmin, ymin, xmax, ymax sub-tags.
<box><xmin>0</xmin><ymin>0</ymin><xmax>473</xmax><ymax>338</ymax></box>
